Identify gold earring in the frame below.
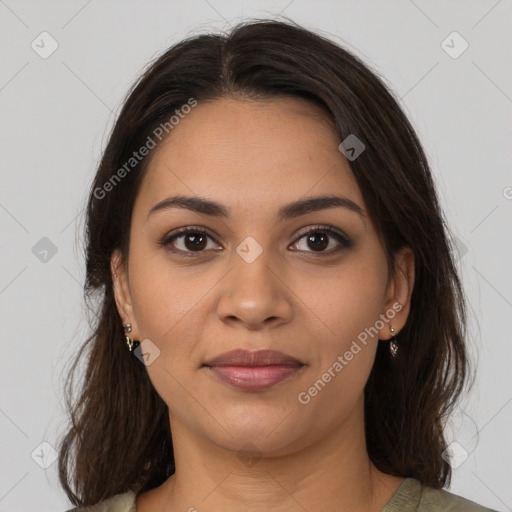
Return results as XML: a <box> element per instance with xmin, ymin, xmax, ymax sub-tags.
<box><xmin>123</xmin><ymin>323</ymin><xmax>135</xmax><ymax>352</ymax></box>
<box><xmin>389</xmin><ymin>326</ymin><xmax>398</xmax><ymax>357</ymax></box>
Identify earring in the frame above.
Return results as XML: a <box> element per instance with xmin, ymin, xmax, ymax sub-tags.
<box><xmin>389</xmin><ymin>326</ymin><xmax>398</xmax><ymax>357</ymax></box>
<box><xmin>123</xmin><ymin>323</ymin><xmax>139</xmax><ymax>352</ymax></box>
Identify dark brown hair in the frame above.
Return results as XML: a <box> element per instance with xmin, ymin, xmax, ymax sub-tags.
<box><xmin>58</xmin><ymin>17</ymin><xmax>472</xmax><ymax>507</ymax></box>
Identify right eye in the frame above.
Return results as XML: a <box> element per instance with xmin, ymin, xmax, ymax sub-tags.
<box><xmin>160</xmin><ymin>227</ymin><xmax>222</xmax><ymax>256</ymax></box>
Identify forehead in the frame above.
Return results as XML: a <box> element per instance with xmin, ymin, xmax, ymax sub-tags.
<box><xmin>136</xmin><ymin>96</ymin><xmax>364</xmax><ymax>217</ymax></box>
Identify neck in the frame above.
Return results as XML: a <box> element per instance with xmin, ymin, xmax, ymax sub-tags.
<box><xmin>144</xmin><ymin>398</ymin><xmax>404</xmax><ymax>511</ymax></box>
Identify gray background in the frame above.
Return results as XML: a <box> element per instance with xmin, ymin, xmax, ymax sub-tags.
<box><xmin>1</xmin><ymin>1</ymin><xmax>511</xmax><ymax>511</ymax></box>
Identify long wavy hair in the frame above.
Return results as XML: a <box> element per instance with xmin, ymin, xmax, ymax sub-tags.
<box><xmin>58</xmin><ymin>17</ymin><xmax>472</xmax><ymax>507</ymax></box>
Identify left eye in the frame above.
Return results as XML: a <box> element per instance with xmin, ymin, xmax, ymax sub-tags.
<box><xmin>291</xmin><ymin>226</ymin><xmax>351</xmax><ymax>255</ymax></box>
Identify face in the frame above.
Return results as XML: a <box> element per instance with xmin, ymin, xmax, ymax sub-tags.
<box><xmin>112</xmin><ymin>96</ymin><xmax>414</xmax><ymax>457</ymax></box>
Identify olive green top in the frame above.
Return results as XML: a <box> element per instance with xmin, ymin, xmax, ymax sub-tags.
<box><xmin>66</xmin><ymin>477</ymin><xmax>499</xmax><ymax>511</ymax></box>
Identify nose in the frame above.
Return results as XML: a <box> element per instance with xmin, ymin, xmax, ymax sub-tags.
<box><xmin>216</xmin><ymin>249</ymin><xmax>294</xmax><ymax>331</ymax></box>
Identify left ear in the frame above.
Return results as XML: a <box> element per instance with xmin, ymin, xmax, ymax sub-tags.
<box><xmin>111</xmin><ymin>248</ymin><xmax>141</xmax><ymax>340</ymax></box>
<box><xmin>379</xmin><ymin>245</ymin><xmax>415</xmax><ymax>340</ymax></box>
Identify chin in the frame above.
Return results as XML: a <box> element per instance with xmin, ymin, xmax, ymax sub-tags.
<box><xmin>198</xmin><ymin>406</ymin><xmax>312</xmax><ymax>457</ymax></box>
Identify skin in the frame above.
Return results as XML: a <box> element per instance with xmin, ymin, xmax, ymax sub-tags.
<box><xmin>111</xmin><ymin>96</ymin><xmax>415</xmax><ymax>511</ymax></box>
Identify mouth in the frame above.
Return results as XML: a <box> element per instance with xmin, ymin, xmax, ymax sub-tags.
<box><xmin>202</xmin><ymin>349</ymin><xmax>305</xmax><ymax>392</ymax></box>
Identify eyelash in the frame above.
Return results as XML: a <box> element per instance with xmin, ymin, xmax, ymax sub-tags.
<box><xmin>159</xmin><ymin>224</ymin><xmax>353</xmax><ymax>258</ymax></box>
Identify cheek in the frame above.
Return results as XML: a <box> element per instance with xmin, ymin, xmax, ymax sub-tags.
<box><xmin>128</xmin><ymin>246</ymin><xmax>209</xmax><ymax>338</ymax></box>
<box><xmin>290</xmin><ymin>267</ymin><xmax>385</xmax><ymax>432</ymax></box>
<box><xmin>289</xmin><ymin>254</ymin><xmax>388</xmax><ymax>409</ymax></box>
<box><xmin>127</xmin><ymin>256</ymin><xmax>214</xmax><ymax>407</ymax></box>
<box><xmin>296</xmin><ymin>257</ymin><xmax>388</xmax><ymax>353</ymax></box>
<box><xmin>127</xmin><ymin>251</ymin><xmax>229</xmax><ymax>384</ymax></box>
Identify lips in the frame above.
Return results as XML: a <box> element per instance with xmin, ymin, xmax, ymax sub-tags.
<box><xmin>203</xmin><ymin>349</ymin><xmax>305</xmax><ymax>392</ymax></box>
<box><xmin>204</xmin><ymin>349</ymin><xmax>302</xmax><ymax>367</ymax></box>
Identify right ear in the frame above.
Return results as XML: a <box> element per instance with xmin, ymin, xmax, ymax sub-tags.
<box><xmin>111</xmin><ymin>249</ymin><xmax>140</xmax><ymax>339</ymax></box>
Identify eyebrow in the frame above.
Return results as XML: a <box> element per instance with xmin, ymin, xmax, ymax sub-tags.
<box><xmin>146</xmin><ymin>194</ymin><xmax>364</xmax><ymax>221</ymax></box>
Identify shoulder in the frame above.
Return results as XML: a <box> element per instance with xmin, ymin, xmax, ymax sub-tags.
<box><xmin>418</xmin><ymin>481</ymin><xmax>499</xmax><ymax>512</ymax></box>
<box><xmin>382</xmin><ymin>478</ymin><xmax>498</xmax><ymax>512</ymax></box>
<box><xmin>64</xmin><ymin>490</ymin><xmax>136</xmax><ymax>512</ymax></box>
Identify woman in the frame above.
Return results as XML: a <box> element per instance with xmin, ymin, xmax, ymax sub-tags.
<box><xmin>59</xmin><ymin>18</ymin><xmax>497</xmax><ymax>511</ymax></box>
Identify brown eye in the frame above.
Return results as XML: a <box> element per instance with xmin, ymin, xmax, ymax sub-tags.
<box><xmin>181</xmin><ymin>232</ymin><xmax>208</xmax><ymax>251</ymax></box>
<box><xmin>161</xmin><ymin>228</ymin><xmax>220</xmax><ymax>256</ymax></box>
<box><xmin>305</xmin><ymin>232</ymin><xmax>329</xmax><ymax>251</ymax></box>
<box><xmin>291</xmin><ymin>226</ymin><xmax>352</xmax><ymax>255</ymax></box>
